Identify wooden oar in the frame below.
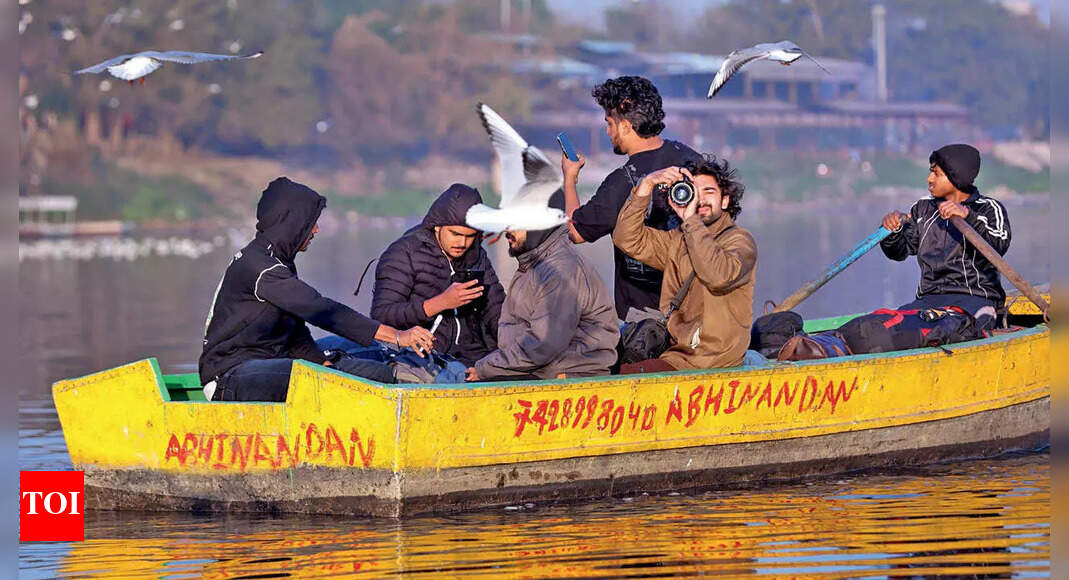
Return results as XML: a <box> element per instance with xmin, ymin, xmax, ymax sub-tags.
<box><xmin>949</xmin><ymin>215</ymin><xmax>1049</xmax><ymax>319</ymax></box>
<box><xmin>773</xmin><ymin>226</ymin><xmax>891</xmax><ymax>313</ymax></box>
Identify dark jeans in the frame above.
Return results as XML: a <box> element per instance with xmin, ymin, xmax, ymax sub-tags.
<box><xmin>213</xmin><ymin>356</ymin><xmax>396</xmax><ymax>402</ymax></box>
<box><xmin>898</xmin><ymin>293</ymin><xmax>999</xmax><ymax>330</ymax></box>
<box><xmin>315</xmin><ymin>336</ymin><xmax>391</xmax><ymax>362</ymax></box>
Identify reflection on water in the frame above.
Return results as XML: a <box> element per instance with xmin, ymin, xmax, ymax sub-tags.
<box><xmin>17</xmin><ymin>455</ymin><xmax>1048</xmax><ymax>578</ymax></box>
<box><xmin>18</xmin><ymin>203</ymin><xmax>1050</xmax><ymax>577</ymax></box>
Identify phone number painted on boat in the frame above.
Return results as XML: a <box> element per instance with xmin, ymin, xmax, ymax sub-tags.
<box><xmin>512</xmin><ymin>375</ymin><xmax>859</xmax><ymax>438</ymax></box>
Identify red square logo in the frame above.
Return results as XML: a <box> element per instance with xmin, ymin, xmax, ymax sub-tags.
<box><xmin>20</xmin><ymin>471</ymin><xmax>85</xmax><ymax>542</ymax></box>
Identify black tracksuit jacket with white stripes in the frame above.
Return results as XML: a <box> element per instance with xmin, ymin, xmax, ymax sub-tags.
<box><xmin>198</xmin><ymin>177</ymin><xmax>379</xmax><ymax>385</ymax></box>
<box><xmin>880</xmin><ymin>189</ymin><xmax>1011</xmax><ymax>305</ymax></box>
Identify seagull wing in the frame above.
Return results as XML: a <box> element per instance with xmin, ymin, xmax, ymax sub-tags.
<box><xmin>707</xmin><ymin>46</ymin><xmax>769</xmax><ymax>98</ymax></box>
<box><xmin>74</xmin><ymin>54</ymin><xmax>135</xmax><ymax>74</ymax></box>
<box><xmin>796</xmin><ymin>47</ymin><xmax>831</xmax><ymax>74</ymax></box>
<box><xmin>511</xmin><ymin>147</ymin><xmax>563</xmax><ymax>209</ymax></box>
<box><xmin>142</xmin><ymin>50</ymin><xmax>264</xmax><ymax>65</ymax></box>
<box><xmin>476</xmin><ymin>103</ymin><xmax>529</xmax><ymax>207</ymax></box>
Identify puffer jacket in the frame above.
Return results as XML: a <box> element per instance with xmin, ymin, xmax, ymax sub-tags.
<box><xmin>473</xmin><ymin>226</ymin><xmax>618</xmax><ymax>380</ymax></box>
<box><xmin>613</xmin><ymin>192</ymin><xmax>758</xmax><ymax>370</ymax></box>
<box><xmin>371</xmin><ymin>184</ymin><xmax>505</xmax><ymax>365</ymax></box>
<box><xmin>199</xmin><ymin>177</ymin><xmax>380</xmax><ymax>385</ymax></box>
<box><xmin>880</xmin><ymin>190</ymin><xmax>1011</xmax><ymax>304</ymax></box>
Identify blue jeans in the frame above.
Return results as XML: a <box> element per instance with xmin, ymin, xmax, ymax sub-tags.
<box><xmin>214</xmin><ymin>356</ymin><xmax>395</xmax><ymax>402</ymax></box>
<box><xmin>316</xmin><ymin>336</ymin><xmax>392</xmax><ymax>362</ymax></box>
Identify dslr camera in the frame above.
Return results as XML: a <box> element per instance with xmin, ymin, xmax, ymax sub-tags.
<box><xmin>656</xmin><ymin>174</ymin><xmax>695</xmax><ymax>206</ymax></box>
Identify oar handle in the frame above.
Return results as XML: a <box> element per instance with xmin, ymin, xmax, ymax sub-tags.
<box><xmin>773</xmin><ymin>226</ymin><xmax>891</xmax><ymax>313</ymax></box>
<box><xmin>949</xmin><ymin>216</ymin><xmax>1049</xmax><ymax>319</ymax></box>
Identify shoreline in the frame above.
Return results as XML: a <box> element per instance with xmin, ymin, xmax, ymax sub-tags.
<box><xmin>18</xmin><ymin>190</ymin><xmax>1052</xmax><ymax>238</ymax></box>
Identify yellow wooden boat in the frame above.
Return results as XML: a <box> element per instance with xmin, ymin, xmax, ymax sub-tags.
<box><xmin>53</xmin><ymin>302</ymin><xmax>1049</xmax><ymax>517</ymax></box>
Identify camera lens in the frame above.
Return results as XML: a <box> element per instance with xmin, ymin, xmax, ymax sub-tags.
<box><xmin>669</xmin><ymin>181</ymin><xmax>694</xmax><ymax>205</ymax></box>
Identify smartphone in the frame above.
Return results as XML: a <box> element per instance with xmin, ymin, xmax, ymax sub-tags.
<box><xmin>556</xmin><ymin>132</ymin><xmax>579</xmax><ymax>162</ymax></box>
<box><xmin>453</xmin><ymin>269</ymin><xmax>485</xmax><ymax>286</ymax></box>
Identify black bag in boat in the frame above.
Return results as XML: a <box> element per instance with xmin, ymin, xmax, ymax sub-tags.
<box><xmin>750</xmin><ymin>311</ymin><xmax>805</xmax><ymax>358</ymax></box>
<box><xmin>837</xmin><ymin>306</ymin><xmax>984</xmax><ymax>354</ymax></box>
<box><xmin>619</xmin><ymin>317</ymin><xmax>675</xmax><ymax>364</ymax></box>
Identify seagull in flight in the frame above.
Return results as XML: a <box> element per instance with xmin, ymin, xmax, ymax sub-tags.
<box><xmin>74</xmin><ymin>50</ymin><xmax>263</xmax><ymax>85</ymax></box>
<box><xmin>467</xmin><ymin>103</ymin><xmax>567</xmax><ymax>234</ymax></box>
<box><xmin>707</xmin><ymin>41</ymin><xmax>829</xmax><ymax>98</ymax></box>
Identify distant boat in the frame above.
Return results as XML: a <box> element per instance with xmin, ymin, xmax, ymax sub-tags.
<box><xmin>54</xmin><ymin>301</ymin><xmax>1049</xmax><ymax>517</ymax></box>
<box><xmin>18</xmin><ymin>195</ymin><xmax>129</xmax><ymax>237</ymax></box>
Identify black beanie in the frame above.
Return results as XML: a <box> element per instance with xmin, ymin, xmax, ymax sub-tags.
<box><xmin>929</xmin><ymin>144</ymin><xmax>980</xmax><ymax>192</ymax></box>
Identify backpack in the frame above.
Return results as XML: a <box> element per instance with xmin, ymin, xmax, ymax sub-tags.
<box><xmin>837</xmin><ymin>306</ymin><xmax>983</xmax><ymax>355</ymax></box>
<box><xmin>750</xmin><ymin>311</ymin><xmax>805</xmax><ymax>358</ymax></box>
<box><xmin>777</xmin><ymin>331</ymin><xmax>852</xmax><ymax>361</ymax></box>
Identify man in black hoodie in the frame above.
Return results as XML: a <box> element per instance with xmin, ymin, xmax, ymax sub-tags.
<box><xmin>880</xmin><ymin>144</ymin><xmax>1011</xmax><ymax>329</ymax></box>
<box><xmin>199</xmin><ymin>177</ymin><xmax>434</xmax><ymax>401</ymax></box>
<box><xmin>370</xmin><ymin>184</ymin><xmax>506</xmax><ymax>366</ymax></box>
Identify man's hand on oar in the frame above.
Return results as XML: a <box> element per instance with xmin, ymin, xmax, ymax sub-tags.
<box><xmin>881</xmin><ymin>210</ymin><xmax>910</xmax><ymax>232</ymax></box>
<box><xmin>948</xmin><ymin>216</ymin><xmax>1050</xmax><ymax>320</ymax></box>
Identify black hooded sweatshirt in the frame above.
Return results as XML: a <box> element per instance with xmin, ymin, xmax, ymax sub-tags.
<box><xmin>371</xmin><ymin>184</ymin><xmax>505</xmax><ymax>365</ymax></box>
<box><xmin>199</xmin><ymin>177</ymin><xmax>380</xmax><ymax>385</ymax></box>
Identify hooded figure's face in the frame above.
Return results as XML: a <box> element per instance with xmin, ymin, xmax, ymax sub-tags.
<box><xmin>422</xmin><ymin>183</ymin><xmax>485</xmax><ymax>260</ymax></box>
<box><xmin>255</xmin><ymin>177</ymin><xmax>326</xmax><ymax>261</ymax></box>
<box><xmin>300</xmin><ymin>223</ymin><xmax>320</xmax><ymax>252</ymax></box>
<box><xmin>435</xmin><ymin>225</ymin><xmax>480</xmax><ymax>259</ymax></box>
<box><xmin>505</xmin><ymin>229</ymin><xmax>528</xmax><ymax>257</ymax></box>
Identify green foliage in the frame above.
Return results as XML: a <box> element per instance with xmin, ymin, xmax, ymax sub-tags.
<box><xmin>41</xmin><ymin>158</ymin><xmax>218</xmax><ymax>222</ymax></box>
<box><xmin>323</xmin><ymin>182</ymin><xmax>497</xmax><ymax>217</ymax></box>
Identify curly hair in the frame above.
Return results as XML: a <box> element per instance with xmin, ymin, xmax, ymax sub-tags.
<box><xmin>684</xmin><ymin>155</ymin><xmax>745</xmax><ymax>220</ymax></box>
<box><xmin>591</xmin><ymin>76</ymin><xmax>665</xmax><ymax>138</ymax></box>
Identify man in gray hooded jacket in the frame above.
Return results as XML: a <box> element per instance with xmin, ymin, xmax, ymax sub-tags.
<box><xmin>466</xmin><ymin>194</ymin><xmax>618</xmax><ymax>381</ymax></box>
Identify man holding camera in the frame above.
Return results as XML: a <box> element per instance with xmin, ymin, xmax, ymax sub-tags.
<box><xmin>466</xmin><ymin>192</ymin><xmax>618</xmax><ymax>382</ymax></box>
<box><xmin>613</xmin><ymin>157</ymin><xmax>757</xmax><ymax>372</ymax></box>
<box><xmin>371</xmin><ymin>184</ymin><xmax>506</xmax><ymax>366</ymax></box>
<box><xmin>561</xmin><ymin>76</ymin><xmax>702</xmax><ymax>320</ymax></box>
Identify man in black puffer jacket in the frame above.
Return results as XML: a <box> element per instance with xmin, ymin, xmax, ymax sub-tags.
<box><xmin>199</xmin><ymin>177</ymin><xmax>434</xmax><ymax>401</ymax></box>
<box><xmin>371</xmin><ymin>184</ymin><xmax>506</xmax><ymax>366</ymax></box>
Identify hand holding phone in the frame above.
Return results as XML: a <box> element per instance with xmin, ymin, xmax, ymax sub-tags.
<box><xmin>557</xmin><ymin>132</ymin><xmax>579</xmax><ymax>162</ymax></box>
<box><xmin>453</xmin><ymin>269</ymin><xmax>485</xmax><ymax>286</ymax></box>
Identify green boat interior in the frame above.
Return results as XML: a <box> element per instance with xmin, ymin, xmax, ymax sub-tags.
<box><xmin>160</xmin><ymin>308</ymin><xmax>1048</xmax><ymax>403</ymax></box>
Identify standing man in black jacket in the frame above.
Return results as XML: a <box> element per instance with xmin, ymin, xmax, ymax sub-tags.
<box><xmin>199</xmin><ymin>177</ymin><xmax>434</xmax><ymax>401</ymax></box>
<box><xmin>561</xmin><ymin>76</ymin><xmax>701</xmax><ymax>319</ymax></box>
<box><xmin>880</xmin><ymin>144</ymin><xmax>1011</xmax><ymax>329</ymax></box>
<box><xmin>371</xmin><ymin>184</ymin><xmax>506</xmax><ymax>366</ymax></box>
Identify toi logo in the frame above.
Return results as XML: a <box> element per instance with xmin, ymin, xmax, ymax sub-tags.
<box><xmin>20</xmin><ymin>471</ymin><xmax>85</xmax><ymax>542</ymax></box>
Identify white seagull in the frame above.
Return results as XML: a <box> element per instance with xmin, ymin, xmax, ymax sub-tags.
<box><xmin>707</xmin><ymin>41</ymin><xmax>829</xmax><ymax>98</ymax></box>
<box><xmin>74</xmin><ymin>50</ymin><xmax>263</xmax><ymax>85</ymax></box>
<box><xmin>467</xmin><ymin>103</ymin><xmax>567</xmax><ymax>233</ymax></box>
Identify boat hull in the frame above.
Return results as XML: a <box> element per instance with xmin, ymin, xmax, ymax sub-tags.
<box><xmin>54</xmin><ymin>326</ymin><xmax>1050</xmax><ymax>517</ymax></box>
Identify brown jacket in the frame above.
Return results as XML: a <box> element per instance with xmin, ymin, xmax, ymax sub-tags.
<box><xmin>613</xmin><ymin>192</ymin><xmax>757</xmax><ymax>369</ymax></box>
<box><xmin>474</xmin><ymin>226</ymin><xmax>618</xmax><ymax>380</ymax></box>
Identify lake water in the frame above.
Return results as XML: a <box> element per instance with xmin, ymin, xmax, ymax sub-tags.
<box><xmin>18</xmin><ymin>201</ymin><xmax>1050</xmax><ymax>577</ymax></box>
